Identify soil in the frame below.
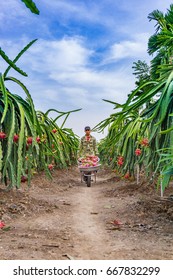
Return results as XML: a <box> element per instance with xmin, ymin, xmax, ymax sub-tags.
<box><xmin>0</xmin><ymin>166</ymin><xmax>173</xmax><ymax>260</ymax></box>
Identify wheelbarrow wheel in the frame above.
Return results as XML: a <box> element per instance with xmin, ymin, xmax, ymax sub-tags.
<box><xmin>86</xmin><ymin>174</ymin><xmax>91</xmax><ymax>187</ymax></box>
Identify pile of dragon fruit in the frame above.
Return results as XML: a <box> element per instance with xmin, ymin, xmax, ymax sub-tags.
<box><xmin>79</xmin><ymin>155</ymin><xmax>99</xmax><ymax>168</ymax></box>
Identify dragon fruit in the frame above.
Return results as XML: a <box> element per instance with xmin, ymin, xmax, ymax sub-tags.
<box><xmin>79</xmin><ymin>155</ymin><xmax>99</xmax><ymax>168</ymax></box>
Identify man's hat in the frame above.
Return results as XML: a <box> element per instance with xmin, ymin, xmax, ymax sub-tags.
<box><xmin>84</xmin><ymin>126</ymin><xmax>91</xmax><ymax>131</ymax></box>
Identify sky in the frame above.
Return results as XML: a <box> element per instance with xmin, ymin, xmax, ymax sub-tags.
<box><xmin>0</xmin><ymin>0</ymin><xmax>173</xmax><ymax>140</ymax></box>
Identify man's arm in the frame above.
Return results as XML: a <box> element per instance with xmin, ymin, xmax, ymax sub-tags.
<box><xmin>78</xmin><ymin>137</ymin><xmax>83</xmax><ymax>157</ymax></box>
<box><xmin>93</xmin><ymin>137</ymin><xmax>99</xmax><ymax>155</ymax></box>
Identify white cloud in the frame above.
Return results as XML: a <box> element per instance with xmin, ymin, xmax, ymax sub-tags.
<box><xmin>103</xmin><ymin>33</ymin><xmax>150</xmax><ymax>63</ymax></box>
<box><xmin>0</xmin><ymin>0</ymin><xmax>37</xmax><ymax>29</ymax></box>
<box><xmin>42</xmin><ymin>0</ymin><xmax>103</xmax><ymax>24</ymax></box>
<box><xmin>22</xmin><ymin>37</ymin><xmax>92</xmax><ymax>73</ymax></box>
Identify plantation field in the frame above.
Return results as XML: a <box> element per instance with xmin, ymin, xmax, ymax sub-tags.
<box><xmin>0</xmin><ymin>166</ymin><xmax>173</xmax><ymax>260</ymax></box>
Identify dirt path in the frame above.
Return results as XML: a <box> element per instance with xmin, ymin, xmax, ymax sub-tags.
<box><xmin>0</xmin><ymin>166</ymin><xmax>173</xmax><ymax>260</ymax></box>
<box><xmin>71</xmin><ymin>186</ymin><xmax>110</xmax><ymax>259</ymax></box>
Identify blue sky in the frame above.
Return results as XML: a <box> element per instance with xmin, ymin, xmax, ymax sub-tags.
<box><xmin>0</xmin><ymin>0</ymin><xmax>173</xmax><ymax>140</ymax></box>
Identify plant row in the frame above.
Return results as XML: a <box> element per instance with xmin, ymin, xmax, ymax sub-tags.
<box><xmin>96</xmin><ymin>4</ymin><xmax>173</xmax><ymax>191</ymax></box>
<box><xmin>0</xmin><ymin>40</ymin><xmax>80</xmax><ymax>189</ymax></box>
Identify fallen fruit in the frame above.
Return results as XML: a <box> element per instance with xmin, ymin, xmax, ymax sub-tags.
<box><xmin>0</xmin><ymin>221</ymin><xmax>5</xmax><ymax>229</ymax></box>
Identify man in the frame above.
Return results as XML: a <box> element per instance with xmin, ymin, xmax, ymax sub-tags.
<box><xmin>78</xmin><ymin>126</ymin><xmax>98</xmax><ymax>157</ymax></box>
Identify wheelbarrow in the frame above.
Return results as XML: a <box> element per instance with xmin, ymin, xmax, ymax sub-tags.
<box><xmin>78</xmin><ymin>159</ymin><xmax>101</xmax><ymax>187</ymax></box>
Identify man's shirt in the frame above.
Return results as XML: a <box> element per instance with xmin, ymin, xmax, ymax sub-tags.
<box><xmin>78</xmin><ymin>135</ymin><xmax>98</xmax><ymax>157</ymax></box>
